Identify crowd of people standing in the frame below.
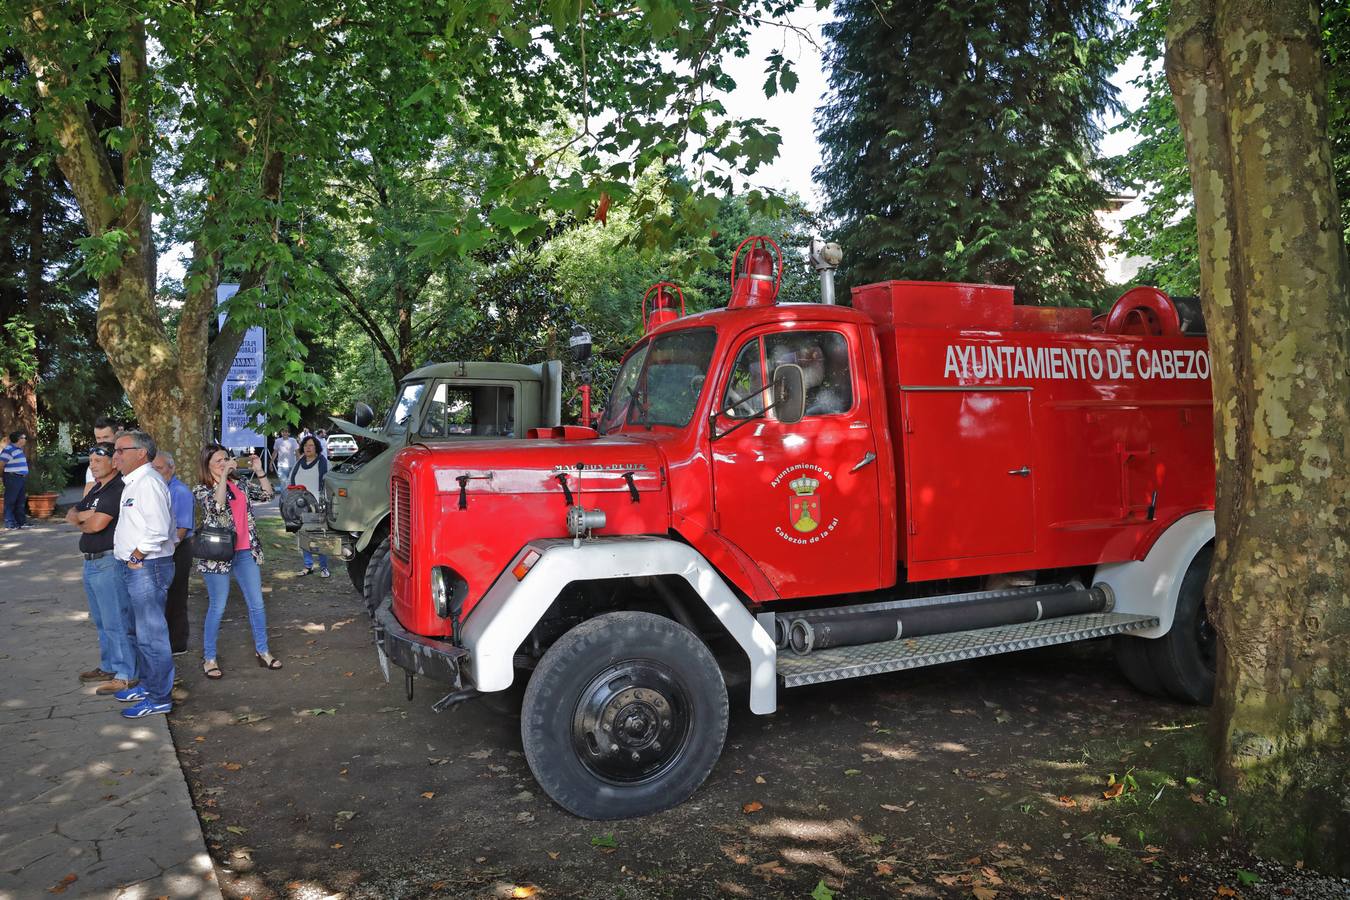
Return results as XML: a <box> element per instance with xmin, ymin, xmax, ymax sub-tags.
<box><xmin>61</xmin><ymin>418</ymin><xmax>285</xmax><ymax>718</ymax></box>
<box><xmin>1</xmin><ymin>417</ymin><xmax>351</xmax><ymax>718</ymax></box>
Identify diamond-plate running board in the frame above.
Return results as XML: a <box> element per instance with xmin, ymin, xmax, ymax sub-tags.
<box><xmin>777</xmin><ymin>612</ymin><xmax>1159</xmax><ymax>688</ymax></box>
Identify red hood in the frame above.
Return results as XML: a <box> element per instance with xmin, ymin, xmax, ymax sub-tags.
<box><xmin>390</xmin><ymin>435</ymin><xmax>672</xmax><ymax>635</ymax></box>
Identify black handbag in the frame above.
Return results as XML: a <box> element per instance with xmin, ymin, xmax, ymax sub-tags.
<box><xmin>191</xmin><ymin>522</ymin><xmax>236</xmax><ymax>561</ymax></box>
<box><xmin>192</xmin><ymin>484</ymin><xmax>238</xmax><ymax>562</ymax></box>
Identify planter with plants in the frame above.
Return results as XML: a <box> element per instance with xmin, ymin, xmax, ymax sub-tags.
<box><xmin>24</xmin><ymin>449</ymin><xmax>72</xmax><ymax>519</ymax></box>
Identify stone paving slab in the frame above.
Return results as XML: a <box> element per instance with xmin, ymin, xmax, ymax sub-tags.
<box><xmin>0</xmin><ymin>523</ymin><xmax>220</xmax><ymax>899</ymax></box>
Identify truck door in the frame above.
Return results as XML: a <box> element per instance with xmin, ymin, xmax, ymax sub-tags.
<box><xmin>901</xmin><ymin>387</ymin><xmax>1036</xmax><ymax>563</ymax></box>
<box><xmin>710</xmin><ymin>325</ymin><xmax>885</xmax><ymax>599</ymax></box>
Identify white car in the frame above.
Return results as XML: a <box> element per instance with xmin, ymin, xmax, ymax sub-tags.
<box><xmin>326</xmin><ymin>434</ymin><xmax>358</xmax><ymax>459</ymax></box>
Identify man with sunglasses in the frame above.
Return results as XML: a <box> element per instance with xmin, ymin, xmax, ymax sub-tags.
<box><xmin>65</xmin><ymin>442</ymin><xmax>138</xmax><ymax>693</ymax></box>
<box><xmin>110</xmin><ymin>431</ymin><xmax>176</xmax><ymax>718</ymax></box>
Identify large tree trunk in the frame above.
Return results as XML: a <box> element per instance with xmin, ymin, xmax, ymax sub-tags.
<box><xmin>1167</xmin><ymin>0</ymin><xmax>1350</xmax><ymax>872</ymax></box>
<box><xmin>22</xmin><ymin>7</ymin><xmax>269</xmax><ymax>475</ymax></box>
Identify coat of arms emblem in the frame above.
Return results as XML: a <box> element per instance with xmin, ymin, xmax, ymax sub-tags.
<box><xmin>788</xmin><ymin>476</ymin><xmax>821</xmax><ymax>533</ymax></box>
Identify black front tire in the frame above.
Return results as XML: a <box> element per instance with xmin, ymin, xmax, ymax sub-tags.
<box><xmin>362</xmin><ymin>537</ymin><xmax>392</xmax><ymax>616</ymax></box>
<box><xmin>346</xmin><ymin>547</ymin><xmax>371</xmax><ymax>596</ymax></box>
<box><xmin>521</xmin><ymin>611</ymin><xmax>729</xmax><ymax>820</ymax></box>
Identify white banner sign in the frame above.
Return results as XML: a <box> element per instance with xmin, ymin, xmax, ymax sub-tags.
<box><xmin>218</xmin><ymin>283</ymin><xmax>266</xmax><ymax>449</ymax></box>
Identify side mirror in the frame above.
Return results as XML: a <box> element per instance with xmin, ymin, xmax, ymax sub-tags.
<box><xmin>772</xmin><ymin>364</ymin><xmax>806</xmax><ymax>425</ymax></box>
<box><xmin>353</xmin><ymin>402</ymin><xmax>375</xmax><ymax>428</ymax></box>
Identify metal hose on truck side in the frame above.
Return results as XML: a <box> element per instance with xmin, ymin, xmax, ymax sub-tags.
<box><xmin>787</xmin><ymin>583</ymin><xmax>1114</xmax><ymax>655</ymax></box>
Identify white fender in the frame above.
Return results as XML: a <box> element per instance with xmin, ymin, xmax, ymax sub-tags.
<box><xmin>460</xmin><ymin>536</ymin><xmax>779</xmax><ymax>714</ymax></box>
<box><xmin>1094</xmin><ymin>511</ymin><xmax>1214</xmax><ymax>639</ymax></box>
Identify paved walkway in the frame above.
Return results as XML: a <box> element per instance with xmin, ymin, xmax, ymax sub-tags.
<box><xmin>0</xmin><ymin>521</ymin><xmax>220</xmax><ymax>899</ymax></box>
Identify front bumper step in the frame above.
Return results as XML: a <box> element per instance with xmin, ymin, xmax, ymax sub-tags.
<box><xmin>372</xmin><ymin>601</ymin><xmax>468</xmax><ymax>688</ymax></box>
<box><xmin>776</xmin><ymin>612</ymin><xmax>1158</xmax><ymax>688</ymax></box>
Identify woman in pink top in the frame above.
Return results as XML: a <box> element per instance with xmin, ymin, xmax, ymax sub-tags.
<box><xmin>194</xmin><ymin>444</ymin><xmax>278</xmax><ymax>678</ymax></box>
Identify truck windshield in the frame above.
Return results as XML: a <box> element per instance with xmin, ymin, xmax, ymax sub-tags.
<box><xmin>384</xmin><ymin>380</ymin><xmax>426</xmax><ymax>436</ymax></box>
<box><xmin>600</xmin><ymin>328</ymin><xmax>716</xmax><ymax>431</ymax></box>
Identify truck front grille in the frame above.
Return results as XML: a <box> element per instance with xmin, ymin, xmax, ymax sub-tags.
<box><xmin>392</xmin><ymin>476</ymin><xmax>411</xmax><ymax>561</ymax></box>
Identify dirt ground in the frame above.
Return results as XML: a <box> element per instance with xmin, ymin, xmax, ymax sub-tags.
<box><xmin>167</xmin><ymin>520</ymin><xmax>1346</xmax><ymax>900</ymax></box>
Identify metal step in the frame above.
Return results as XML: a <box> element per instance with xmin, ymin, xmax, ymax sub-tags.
<box><xmin>776</xmin><ymin>612</ymin><xmax>1158</xmax><ymax>688</ymax></box>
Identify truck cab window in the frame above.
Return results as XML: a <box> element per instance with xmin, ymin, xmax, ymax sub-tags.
<box><xmin>421</xmin><ymin>383</ymin><xmax>516</xmax><ymax>437</ymax></box>
<box><xmin>384</xmin><ymin>381</ymin><xmax>426</xmax><ymax>436</ymax></box>
<box><xmin>722</xmin><ymin>339</ymin><xmax>766</xmax><ymax>419</ymax></box>
<box><xmin>765</xmin><ymin>331</ymin><xmax>852</xmax><ymax>416</ymax></box>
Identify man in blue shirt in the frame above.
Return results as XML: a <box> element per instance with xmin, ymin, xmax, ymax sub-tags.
<box><xmin>0</xmin><ymin>430</ymin><xmax>29</xmax><ymax>529</ymax></box>
<box><xmin>153</xmin><ymin>451</ymin><xmax>196</xmax><ymax>655</ymax></box>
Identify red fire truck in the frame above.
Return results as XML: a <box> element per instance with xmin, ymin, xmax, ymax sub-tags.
<box><xmin>375</xmin><ymin>238</ymin><xmax>1216</xmax><ymax>820</ymax></box>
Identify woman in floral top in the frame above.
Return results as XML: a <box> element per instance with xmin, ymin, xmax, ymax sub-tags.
<box><xmin>194</xmin><ymin>443</ymin><xmax>279</xmax><ymax>678</ymax></box>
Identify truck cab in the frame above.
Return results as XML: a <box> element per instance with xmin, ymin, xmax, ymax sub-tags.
<box><xmin>374</xmin><ymin>238</ymin><xmax>1216</xmax><ymax>820</ymax></box>
<box><xmin>315</xmin><ymin>360</ymin><xmax>561</xmax><ymax>607</ymax></box>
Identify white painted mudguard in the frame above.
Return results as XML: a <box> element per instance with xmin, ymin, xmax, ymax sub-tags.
<box><xmin>459</xmin><ymin>536</ymin><xmax>779</xmax><ymax>714</ymax></box>
<box><xmin>1094</xmin><ymin>511</ymin><xmax>1214</xmax><ymax>639</ymax></box>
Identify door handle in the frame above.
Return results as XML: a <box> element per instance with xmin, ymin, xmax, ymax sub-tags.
<box><xmin>1008</xmin><ymin>466</ymin><xmax>1031</xmax><ymax>477</ymax></box>
<box><xmin>851</xmin><ymin>451</ymin><xmax>877</xmax><ymax>473</ymax></box>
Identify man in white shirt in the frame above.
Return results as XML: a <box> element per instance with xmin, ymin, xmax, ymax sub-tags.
<box><xmin>111</xmin><ymin>430</ymin><xmax>177</xmax><ymax>718</ymax></box>
<box><xmin>273</xmin><ymin>428</ymin><xmax>298</xmax><ymax>484</ymax></box>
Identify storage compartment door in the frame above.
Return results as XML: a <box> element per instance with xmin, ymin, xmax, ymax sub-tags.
<box><xmin>902</xmin><ymin>389</ymin><xmax>1036</xmax><ymax>562</ymax></box>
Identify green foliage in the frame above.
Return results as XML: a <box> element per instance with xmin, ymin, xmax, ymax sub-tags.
<box><xmin>1108</xmin><ymin>0</ymin><xmax>1350</xmax><ymax>296</ymax></box>
<box><xmin>4</xmin><ymin>0</ymin><xmax>810</xmax><ymax>435</ymax></box>
<box><xmin>817</xmin><ymin>0</ymin><xmax>1119</xmax><ymax>307</ymax></box>
<box><xmin>0</xmin><ymin>49</ymin><xmax>121</xmax><ymax>432</ymax></box>
<box><xmin>23</xmin><ymin>447</ymin><xmax>70</xmax><ymax>493</ymax></box>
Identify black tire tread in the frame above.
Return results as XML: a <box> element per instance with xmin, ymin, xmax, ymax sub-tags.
<box><xmin>362</xmin><ymin>536</ymin><xmax>392</xmax><ymax>616</ymax></box>
<box><xmin>1149</xmin><ymin>546</ymin><xmax>1215</xmax><ymax>705</ymax></box>
<box><xmin>521</xmin><ymin>611</ymin><xmax>728</xmax><ymax>820</ymax></box>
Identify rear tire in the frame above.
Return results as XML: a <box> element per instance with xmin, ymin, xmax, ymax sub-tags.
<box><xmin>1113</xmin><ymin>633</ymin><xmax>1168</xmax><ymax>697</ymax></box>
<box><xmin>362</xmin><ymin>537</ymin><xmax>392</xmax><ymax>616</ymax></box>
<box><xmin>521</xmin><ymin>611</ymin><xmax>728</xmax><ymax>820</ymax></box>
<box><xmin>1148</xmin><ymin>546</ymin><xmax>1216</xmax><ymax>704</ymax></box>
<box><xmin>1112</xmin><ymin>545</ymin><xmax>1216</xmax><ymax>705</ymax></box>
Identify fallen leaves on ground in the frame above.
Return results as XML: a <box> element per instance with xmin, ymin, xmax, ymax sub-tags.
<box><xmin>47</xmin><ymin>874</ymin><xmax>77</xmax><ymax>894</ymax></box>
<box><xmin>590</xmin><ymin>833</ymin><xmax>617</xmax><ymax>849</ymax></box>
<box><xmin>420</xmin><ymin>791</ymin><xmax>436</xmax><ymax>799</ymax></box>
<box><xmin>742</xmin><ymin>801</ymin><xmax>763</xmax><ymax>814</ymax></box>
<box><xmin>226</xmin><ymin>825</ymin><xmax>247</xmax><ymax>835</ymax></box>
<box><xmin>298</xmin><ymin>707</ymin><xmax>337</xmax><ymax>716</ymax></box>
<box><xmin>811</xmin><ymin>880</ymin><xmax>836</xmax><ymax>900</ymax></box>
<box><xmin>1102</xmin><ymin>782</ymin><xmax>1125</xmax><ymax>800</ymax></box>
<box><xmin>973</xmin><ymin>887</ymin><xmax>999</xmax><ymax>900</ymax></box>
<box><xmin>222</xmin><ymin>762</ymin><xmax>243</xmax><ymax>771</ymax></box>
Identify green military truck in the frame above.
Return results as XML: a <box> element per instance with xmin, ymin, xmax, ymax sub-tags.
<box><xmin>313</xmin><ymin>360</ymin><xmax>563</xmax><ymax>609</ymax></box>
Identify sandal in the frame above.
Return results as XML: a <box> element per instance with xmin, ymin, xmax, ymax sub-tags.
<box><xmin>203</xmin><ymin>660</ymin><xmax>223</xmax><ymax>680</ymax></box>
<box><xmin>255</xmin><ymin>652</ymin><xmax>283</xmax><ymax>670</ymax></box>
<box><xmin>298</xmin><ymin>567</ymin><xmax>313</xmax><ymax>577</ymax></box>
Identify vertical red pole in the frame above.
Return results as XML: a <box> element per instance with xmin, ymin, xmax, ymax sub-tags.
<box><xmin>579</xmin><ymin>384</ymin><xmax>592</xmax><ymax>426</ymax></box>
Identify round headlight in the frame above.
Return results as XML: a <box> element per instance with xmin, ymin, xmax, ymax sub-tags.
<box><xmin>431</xmin><ymin>568</ymin><xmax>449</xmax><ymax>618</ymax></box>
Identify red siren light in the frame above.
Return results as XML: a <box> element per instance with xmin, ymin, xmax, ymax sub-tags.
<box><xmin>642</xmin><ymin>281</ymin><xmax>686</xmax><ymax>333</ymax></box>
<box><xmin>729</xmin><ymin>236</ymin><xmax>782</xmax><ymax>308</ymax></box>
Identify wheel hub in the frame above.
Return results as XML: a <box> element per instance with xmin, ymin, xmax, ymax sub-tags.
<box><xmin>573</xmin><ymin>663</ymin><xmax>690</xmax><ymax>784</ymax></box>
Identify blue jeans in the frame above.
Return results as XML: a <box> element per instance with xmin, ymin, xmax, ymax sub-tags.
<box><xmin>302</xmin><ymin>549</ymin><xmax>329</xmax><ymax>571</ymax></box>
<box><xmin>2</xmin><ymin>473</ymin><xmax>26</xmax><ymax>527</ymax></box>
<box><xmin>82</xmin><ymin>555</ymin><xmax>137</xmax><ymax>681</ymax></box>
<box><xmin>121</xmin><ymin>556</ymin><xmax>176</xmax><ymax>704</ymax></box>
<box><xmin>202</xmin><ymin>551</ymin><xmax>270</xmax><ymax>659</ymax></box>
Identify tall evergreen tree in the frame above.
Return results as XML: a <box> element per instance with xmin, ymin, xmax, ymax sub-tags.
<box><xmin>816</xmin><ymin>0</ymin><xmax>1119</xmax><ymax>306</ymax></box>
